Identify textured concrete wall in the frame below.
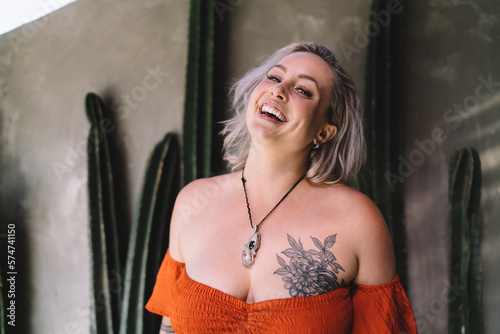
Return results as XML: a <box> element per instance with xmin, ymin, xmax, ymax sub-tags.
<box><xmin>0</xmin><ymin>0</ymin><xmax>188</xmax><ymax>332</ymax></box>
<box><xmin>401</xmin><ymin>1</ymin><xmax>500</xmax><ymax>333</ymax></box>
<box><xmin>221</xmin><ymin>0</ymin><xmax>370</xmax><ymax>102</ymax></box>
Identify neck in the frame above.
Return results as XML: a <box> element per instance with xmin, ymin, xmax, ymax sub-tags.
<box><xmin>242</xmin><ymin>143</ymin><xmax>309</xmax><ymax>203</ymax></box>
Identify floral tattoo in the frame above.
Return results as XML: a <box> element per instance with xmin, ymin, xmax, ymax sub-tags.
<box><xmin>274</xmin><ymin>234</ymin><xmax>346</xmax><ymax>297</ymax></box>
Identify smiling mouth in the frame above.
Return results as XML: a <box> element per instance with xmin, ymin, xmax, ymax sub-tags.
<box><xmin>260</xmin><ymin>104</ymin><xmax>287</xmax><ymax>122</ymax></box>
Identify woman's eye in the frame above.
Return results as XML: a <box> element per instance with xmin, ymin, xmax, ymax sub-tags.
<box><xmin>267</xmin><ymin>75</ymin><xmax>281</xmax><ymax>83</ymax></box>
<box><xmin>297</xmin><ymin>87</ymin><xmax>312</xmax><ymax>97</ymax></box>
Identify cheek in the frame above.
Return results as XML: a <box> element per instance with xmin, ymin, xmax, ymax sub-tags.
<box><xmin>297</xmin><ymin>102</ymin><xmax>328</xmax><ymax>135</ymax></box>
<box><xmin>245</xmin><ymin>89</ymin><xmax>260</xmax><ymax>126</ymax></box>
<box><xmin>251</xmin><ymin>81</ymin><xmax>268</xmax><ymax>98</ymax></box>
<box><xmin>247</xmin><ymin>81</ymin><xmax>266</xmax><ymax>108</ymax></box>
<box><xmin>295</xmin><ymin>99</ymin><xmax>322</xmax><ymax>122</ymax></box>
<box><xmin>246</xmin><ymin>89</ymin><xmax>259</xmax><ymax>114</ymax></box>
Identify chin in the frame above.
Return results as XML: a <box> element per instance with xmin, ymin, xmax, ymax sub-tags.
<box><xmin>247</xmin><ymin>125</ymin><xmax>280</xmax><ymax>144</ymax></box>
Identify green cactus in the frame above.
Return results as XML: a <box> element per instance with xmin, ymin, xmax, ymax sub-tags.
<box><xmin>358</xmin><ymin>0</ymin><xmax>407</xmax><ymax>287</ymax></box>
<box><xmin>468</xmin><ymin>153</ymin><xmax>483</xmax><ymax>334</ymax></box>
<box><xmin>182</xmin><ymin>0</ymin><xmax>215</xmax><ymax>185</ymax></box>
<box><xmin>119</xmin><ymin>133</ymin><xmax>180</xmax><ymax>334</ymax></box>
<box><xmin>448</xmin><ymin>147</ymin><xmax>483</xmax><ymax>334</ymax></box>
<box><xmin>85</xmin><ymin>92</ymin><xmax>121</xmax><ymax>334</ymax></box>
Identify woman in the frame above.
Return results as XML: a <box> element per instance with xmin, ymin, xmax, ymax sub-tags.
<box><xmin>146</xmin><ymin>42</ymin><xmax>417</xmax><ymax>333</ymax></box>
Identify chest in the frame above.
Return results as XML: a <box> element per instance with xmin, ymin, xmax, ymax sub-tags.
<box><xmin>178</xmin><ymin>194</ymin><xmax>358</xmax><ymax>303</ymax></box>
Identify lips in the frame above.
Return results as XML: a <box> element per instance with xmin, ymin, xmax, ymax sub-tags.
<box><xmin>259</xmin><ymin>103</ymin><xmax>287</xmax><ymax>122</ymax></box>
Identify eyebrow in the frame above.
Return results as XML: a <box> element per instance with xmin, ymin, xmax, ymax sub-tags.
<box><xmin>270</xmin><ymin>64</ymin><xmax>319</xmax><ymax>89</ymax></box>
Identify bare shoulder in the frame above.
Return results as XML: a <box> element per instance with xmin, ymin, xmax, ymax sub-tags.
<box><xmin>311</xmin><ymin>182</ymin><xmax>383</xmax><ymax>221</ymax></box>
<box><xmin>315</xmin><ymin>183</ymin><xmax>396</xmax><ymax>285</ymax></box>
<box><xmin>176</xmin><ymin>172</ymin><xmax>235</xmax><ymax>202</ymax></box>
<box><xmin>173</xmin><ymin>172</ymin><xmax>237</xmax><ymax>219</ymax></box>
<box><xmin>167</xmin><ymin>173</ymin><xmax>238</xmax><ymax>261</ymax></box>
<box><xmin>332</xmin><ymin>185</ymin><xmax>384</xmax><ymax>224</ymax></box>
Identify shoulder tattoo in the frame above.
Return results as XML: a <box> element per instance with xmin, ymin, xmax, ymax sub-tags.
<box><xmin>273</xmin><ymin>233</ymin><xmax>346</xmax><ymax>297</ymax></box>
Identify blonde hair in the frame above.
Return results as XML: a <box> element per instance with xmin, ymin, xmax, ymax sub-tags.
<box><xmin>220</xmin><ymin>42</ymin><xmax>365</xmax><ymax>184</ymax></box>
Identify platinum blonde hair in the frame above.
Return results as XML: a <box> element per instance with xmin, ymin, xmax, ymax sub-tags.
<box><xmin>220</xmin><ymin>42</ymin><xmax>365</xmax><ymax>184</ymax></box>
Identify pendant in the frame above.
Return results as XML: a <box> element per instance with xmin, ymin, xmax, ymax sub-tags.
<box><xmin>241</xmin><ymin>226</ymin><xmax>261</xmax><ymax>266</ymax></box>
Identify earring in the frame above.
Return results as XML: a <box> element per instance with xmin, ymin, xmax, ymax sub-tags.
<box><xmin>312</xmin><ymin>141</ymin><xmax>320</xmax><ymax>150</ymax></box>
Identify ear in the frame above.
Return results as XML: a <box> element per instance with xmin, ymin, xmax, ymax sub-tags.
<box><xmin>316</xmin><ymin>124</ymin><xmax>337</xmax><ymax>144</ymax></box>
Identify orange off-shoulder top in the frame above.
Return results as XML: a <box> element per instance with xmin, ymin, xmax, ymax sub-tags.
<box><xmin>146</xmin><ymin>250</ymin><xmax>417</xmax><ymax>333</ymax></box>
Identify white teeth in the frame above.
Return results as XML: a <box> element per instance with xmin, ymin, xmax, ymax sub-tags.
<box><xmin>261</xmin><ymin>105</ymin><xmax>287</xmax><ymax>122</ymax></box>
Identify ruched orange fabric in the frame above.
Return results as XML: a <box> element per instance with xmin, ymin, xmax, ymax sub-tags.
<box><xmin>146</xmin><ymin>250</ymin><xmax>417</xmax><ymax>333</ymax></box>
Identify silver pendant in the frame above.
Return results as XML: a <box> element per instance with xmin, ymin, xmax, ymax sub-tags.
<box><xmin>241</xmin><ymin>226</ymin><xmax>261</xmax><ymax>266</ymax></box>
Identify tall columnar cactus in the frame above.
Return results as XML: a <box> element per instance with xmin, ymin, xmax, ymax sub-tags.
<box><xmin>119</xmin><ymin>133</ymin><xmax>180</xmax><ymax>334</ymax></box>
<box><xmin>358</xmin><ymin>0</ymin><xmax>407</xmax><ymax>287</ymax></box>
<box><xmin>86</xmin><ymin>93</ymin><xmax>122</xmax><ymax>334</ymax></box>
<box><xmin>448</xmin><ymin>147</ymin><xmax>483</xmax><ymax>334</ymax></box>
<box><xmin>182</xmin><ymin>0</ymin><xmax>215</xmax><ymax>185</ymax></box>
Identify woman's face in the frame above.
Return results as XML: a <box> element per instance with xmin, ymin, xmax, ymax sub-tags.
<box><xmin>246</xmin><ymin>52</ymin><xmax>336</xmax><ymax>154</ymax></box>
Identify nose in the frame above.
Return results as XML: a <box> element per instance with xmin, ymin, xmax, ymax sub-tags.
<box><xmin>271</xmin><ymin>83</ymin><xmax>287</xmax><ymax>101</ymax></box>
